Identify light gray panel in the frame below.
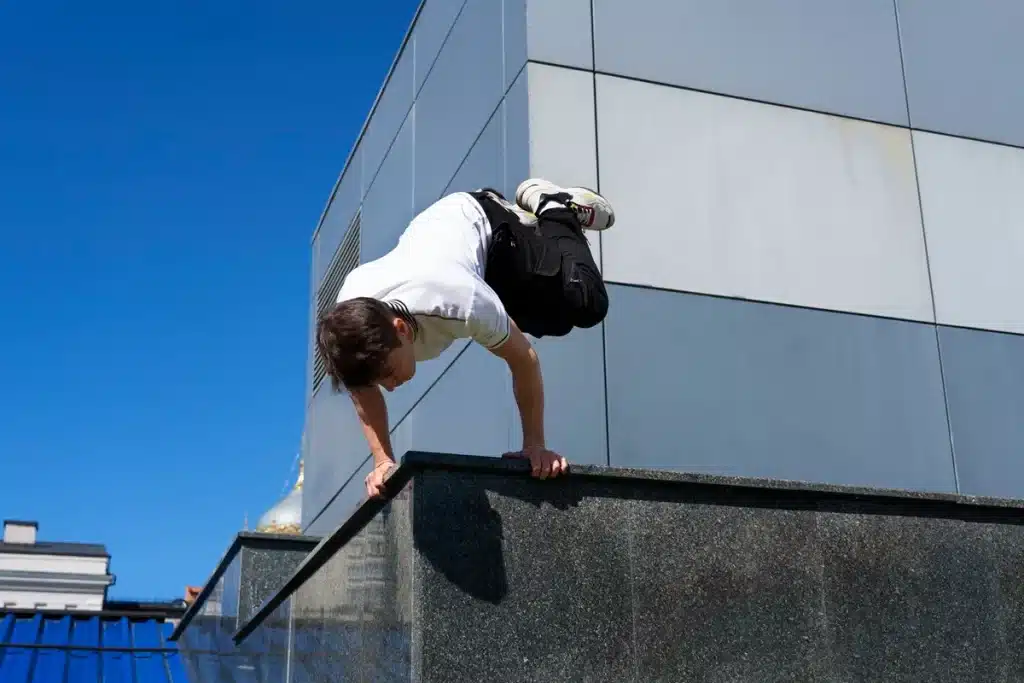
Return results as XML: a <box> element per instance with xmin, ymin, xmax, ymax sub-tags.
<box><xmin>503</xmin><ymin>66</ymin><xmax>530</xmax><ymax>200</ymax></box>
<box><xmin>315</xmin><ymin>147</ymin><xmax>362</xmax><ymax>286</ymax></box>
<box><xmin>940</xmin><ymin>326</ymin><xmax>1024</xmax><ymax>499</ymax></box>
<box><xmin>527</xmin><ymin>63</ymin><xmax>601</xmax><ymax>269</ymax></box>
<box><xmin>444</xmin><ymin>108</ymin><xmax>504</xmax><ymax>195</ymax></box>
<box><xmin>514</xmin><ymin>325</ymin><xmax>607</xmax><ymax>466</ymax></box>
<box><xmin>525</xmin><ymin>0</ymin><xmax>593</xmax><ymax>70</ymax></box>
<box><xmin>414</xmin><ymin>0</ymin><xmax>505</xmax><ymax>213</ymax></box>
<box><xmin>360</xmin><ymin>44</ymin><xmax>415</xmax><ymax>188</ymax></box>
<box><xmin>604</xmin><ymin>285</ymin><xmax>955</xmax><ymax>493</ymax></box>
<box><xmin>304</xmin><ymin>384</ymin><xmax>366</xmax><ymax>527</ymax></box>
<box><xmin>360</xmin><ymin>110</ymin><xmax>414</xmax><ymax>263</ymax></box>
<box><xmin>913</xmin><ymin>131</ymin><xmax>1024</xmax><ymax>335</ymax></box>
<box><xmin>413</xmin><ymin>0</ymin><xmax>466</xmax><ymax>94</ymax></box>
<box><xmin>502</xmin><ymin>0</ymin><xmax>527</xmax><ymax>90</ymax></box>
<box><xmin>593</xmin><ymin>0</ymin><xmax>907</xmax><ymax>125</ymax></box>
<box><xmin>391</xmin><ymin>342</ymin><xmax>514</xmax><ymax>458</ymax></box>
<box><xmin>597</xmin><ymin>76</ymin><xmax>933</xmax><ymax>322</ymax></box>
<box><xmin>898</xmin><ymin>0</ymin><xmax>1024</xmax><ymax>146</ymax></box>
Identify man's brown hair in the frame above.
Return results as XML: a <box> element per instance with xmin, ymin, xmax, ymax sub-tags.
<box><xmin>316</xmin><ymin>297</ymin><xmax>402</xmax><ymax>391</ymax></box>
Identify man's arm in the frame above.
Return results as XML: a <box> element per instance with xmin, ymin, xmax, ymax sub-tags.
<box><xmin>350</xmin><ymin>385</ymin><xmax>395</xmax><ymax>469</ymax></box>
<box><xmin>488</xmin><ymin>321</ymin><xmax>567</xmax><ymax>479</ymax></box>
<box><xmin>488</xmin><ymin>321</ymin><xmax>545</xmax><ymax>449</ymax></box>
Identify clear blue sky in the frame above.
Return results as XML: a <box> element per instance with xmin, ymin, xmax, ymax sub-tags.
<box><xmin>0</xmin><ymin>0</ymin><xmax>418</xmax><ymax>600</ymax></box>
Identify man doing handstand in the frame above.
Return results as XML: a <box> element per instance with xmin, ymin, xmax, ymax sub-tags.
<box><xmin>315</xmin><ymin>178</ymin><xmax>615</xmax><ymax>498</ymax></box>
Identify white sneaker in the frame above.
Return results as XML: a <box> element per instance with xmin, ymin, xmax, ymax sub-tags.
<box><xmin>473</xmin><ymin>187</ymin><xmax>537</xmax><ymax>226</ymax></box>
<box><xmin>515</xmin><ymin>178</ymin><xmax>615</xmax><ymax>231</ymax></box>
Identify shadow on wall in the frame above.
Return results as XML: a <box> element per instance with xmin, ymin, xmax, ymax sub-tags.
<box><xmin>413</xmin><ymin>474</ymin><xmax>586</xmax><ymax>605</ymax></box>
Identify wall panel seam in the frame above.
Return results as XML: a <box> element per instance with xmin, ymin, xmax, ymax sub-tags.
<box><xmin>588</xmin><ymin>0</ymin><xmax>611</xmax><ymax>469</ymax></box>
<box><xmin>603</xmin><ymin>281</ymin><xmax>1024</xmax><ymax>340</ymax></box>
<box><xmin>528</xmin><ymin>58</ymin><xmax>1024</xmax><ymax>153</ymax></box>
<box><xmin>893</xmin><ymin>0</ymin><xmax>960</xmax><ymax>492</ymax></box>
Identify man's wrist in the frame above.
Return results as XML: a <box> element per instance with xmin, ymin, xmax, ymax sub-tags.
<box><xmin>374</xmin><ymin>456</ymin><xmax>396</xmax><ymax>470</ymax></box>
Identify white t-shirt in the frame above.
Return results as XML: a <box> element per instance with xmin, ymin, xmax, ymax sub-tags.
<box><xmin>336</xmin><ymin>192</ymin><xmax>512</xmax><ymax>360</ymax></box>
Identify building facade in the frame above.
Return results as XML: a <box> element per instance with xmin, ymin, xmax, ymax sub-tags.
<box><xmin>301</xmin><ymin>0</ymin><xmax>1024</xmax><ymax>535</ymax></box>
<box><xmin>0</xmin><ymin>521</ymin><xmax>114</xmax><ymax>611</ymax></box>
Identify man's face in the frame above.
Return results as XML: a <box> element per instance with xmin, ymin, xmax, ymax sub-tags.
<box><xmin>377</xmin><ymin>319</ymin><xmax>416</xmax><ymax>392</ymax></box>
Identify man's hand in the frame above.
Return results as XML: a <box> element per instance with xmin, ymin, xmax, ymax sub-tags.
<box><xmin>365</xmin><ymin>460</ymin><xmax>396</xmax><ymax>499</ymax></box>
<box><xmin>503</xmin><ymin>447</ymin><xmax>569</xmax><ymax>480</ymax></box>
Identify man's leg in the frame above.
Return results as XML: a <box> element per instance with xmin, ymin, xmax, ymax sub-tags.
<box><xmin>514</xmin><ymin>179</ymin><xmax>614</xmax><ymax>330</ymax></box>
<box><xmin>475</xmin><ymin>181</ymin><xmax>614</xmax><ymax>337</ymax></box>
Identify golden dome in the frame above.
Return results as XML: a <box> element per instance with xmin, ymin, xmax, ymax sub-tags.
<box><xmin>256</xmin><ymin>462</ymin><xmax>303</xmax><ymax>534</ymax></box>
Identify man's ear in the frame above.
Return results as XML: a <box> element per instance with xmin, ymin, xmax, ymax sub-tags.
<box><xmin>393</xmin><ymin>315</ymin><xmax>412</xmax><ymax>340</ymax></box>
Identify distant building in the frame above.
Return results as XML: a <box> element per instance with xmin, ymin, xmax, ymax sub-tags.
<box><xmin>0</xmin><ymin>520</ymin><xmax>114</xmax><ymax>612</ymax></box>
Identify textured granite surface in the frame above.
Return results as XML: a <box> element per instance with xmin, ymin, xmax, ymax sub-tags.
<box><xmin>172</xmin><ymin>532</ymin><xmax>319</xmax><ymax>683</ymax></box>
<box><xmin>403</xmin><ymin>454</ymin><xmax>1024</xmax><ymax>682</ymax></box>
<box><xmin>239</xmin><ymin>544</ymin><xmax>315</xmax><ymax>625</ymax></box>
<box><xmin>236</xmin><ymin>452</ymin><xmax>1024</xmax><ymax>683</ymax></box>
<box><xmin>288</xmin><ymin>485</ymin><xmax>414</xmax><ymax>683</ymax></box>
<box><xmin>234</xmin><ymin>596</ymin><xmax>292</xmax><ymax>683</ymax></box>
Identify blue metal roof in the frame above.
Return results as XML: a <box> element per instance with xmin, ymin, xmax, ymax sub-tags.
<box><xmin>0</xmin><ymin>613</ymin><xmax>189</xmax><ymax>683</ymax></box>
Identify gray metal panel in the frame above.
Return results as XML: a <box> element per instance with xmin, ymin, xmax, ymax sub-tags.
<box><xmin>503</xmin><ymin>67</ymin><xmax>530</xmax><ymax>200</ymax></box>
<box><xmin>304</xmin><ymin>383</ymin><xmax>367</xmax><ymax>532</ymax></box>
<box><xmin>502</xmin><ymin>0</ymin><xmax>527</xmax><ymax>90</ymax></box>
<box><xmin>526</xmin><ymin>63</ymin><xmax>601</xmax><ymax>268</ymax></box>
<box><xmin>445</xmin><ymin>107</ymin><xmax>504</xmax><ymax>195</ymax></box>
<box><xmin>413</xmin><ymin>0</ymin><xmax>466</xmax><ymax>94</ymax></box>
<box><xmin>913</xmin><ymin>131</ymin><xmax>1024</xmax><ymax>335</ymax></box>
<box><xmin>315</xmin><ymin>146</ymin><xmax>362</xmax><ymax>286</ymax></box>
<box><xmin>898</xmin><ymin>0</ymin><xmax>1024</xmax><ymax>147</ymax></box>
<box><xmin>360</xmin><ymin>110</ymin><xmax>415</xmax><ymax>263</ymax></box>
<box><xmin>939</xmin><ymin>326</ymin><xmax>1024</xmax><ymax>500</ymax></box>
<box><xmin>526</xmin><ymin>0</ymin><xmax>593</xmax><ymax>70</ymax></box>
<box><xmin>604</xmin><ymin>285</ymin><xmax>956</xmax><ymax>492</ymax></box>
<box><xmin>413</xmin><ymin>0</ymin><xmax>505</xmax><ymax>213</ymax></box>
<box><xmin>523</xmin><ymin>326</ymin><xmax>608</xmax><ymax>466</ymax></box>
<box><xmin>391</xmin><ymin>342</ymin><xmax>514</xmax><ymax>458</ymax></box>
<box><xmin>596</xmin><ymin>75</ymin><xmax>933</xmax><ymax>322</ymax></box>
<box><xmin>592</xmin><ymin>0</ymin><xmax>907</xmax><ymax>125</ymax></box>
<box><xmin>360</xmin><ymin>43</ymin><xmax>415</xmax><ymax>189</ymax></box>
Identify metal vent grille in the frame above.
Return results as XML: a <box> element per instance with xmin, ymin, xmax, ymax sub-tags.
<box><xmin>312</xmin><ymin>211</ymin><xmax>361</xmax><ymax>392</ymax></box>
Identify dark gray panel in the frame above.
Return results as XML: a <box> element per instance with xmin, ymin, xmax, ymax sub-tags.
<box><xmin>361</xmin><ymin>43</ymin><xmax>414</xmax><ymax>188</ymax></box>
<box><xmin>413</xmin><ymin>0</ymin><xmax>466</xmax><ymax>93</ymax></box>
<box><xmin>303</xmin><ymin>475</ymin><xmax>363</xmax><ymax>538</ymax></box>
<box><xmin>315</xmin><ymin>147</ymin><xmax>362</xmax><ymax>286</ymax></box>
<box><xmin>412</xmin><ymin>470</ymin><xmax>636</xmax><ymax>683</ymax></box>
<box><xmin>818</xmin><ymin>504</ymin><xmax>1005</xmax><ymax>681</ymax></box>
<box><xmin>444</xmin><ymin>107</ymin><xmax>503</xmax><ymax>195</ymax></box>
<box><xmin>502</xmin><ymin>67</ymin><xmax>530</xmax><ymax>201</ymax></box>
<box><xmin>414</xmin><ymin>0</ymin><xmax>504</xmax><ymax>212</ymax></box>
<box><xmin>305</xmin><ymin>385</ymin><xmax>367</xmax><ymax>530</ymax></box>
<box><xmin>238</xmin><ymin>546</ymin><xmax>311</xmax><ymax>626</ymax></box>
<box><xmin>898</xmin><ymin>0</ymin><xmax>1024</xmax><ymax>146</ymax></box>
<box><xmin>629</xmin><ymin>494</ymin><xmax>823</xmax><ymax>682</ymax></box>
<box><xmin>502</xmin><ymin>0</ymin><xmax>527</xmax><ymax>89</ymax></box>
<box><xmin>604</xmin><ymin>285</ymin><xmax>955</xmax><ymax>492</ymax></box>
<box><xmin>361</xmin><ymin>110</ymin><xmax>415</xmax><ymax>263</ymax></box>
<box><xmin>391</xmin><ymin>342</ymin><xmax>513</xmax><ymax>458</ymax></box>
<box><xmin>593</xmin><ymin>0</ymin><xmax>907</xmax><ymax>125</ymax></box>
<box><xmin>939</xmin><ymin>326</ymin><xmax>1024</xmax><ymax>499</ymax></box>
